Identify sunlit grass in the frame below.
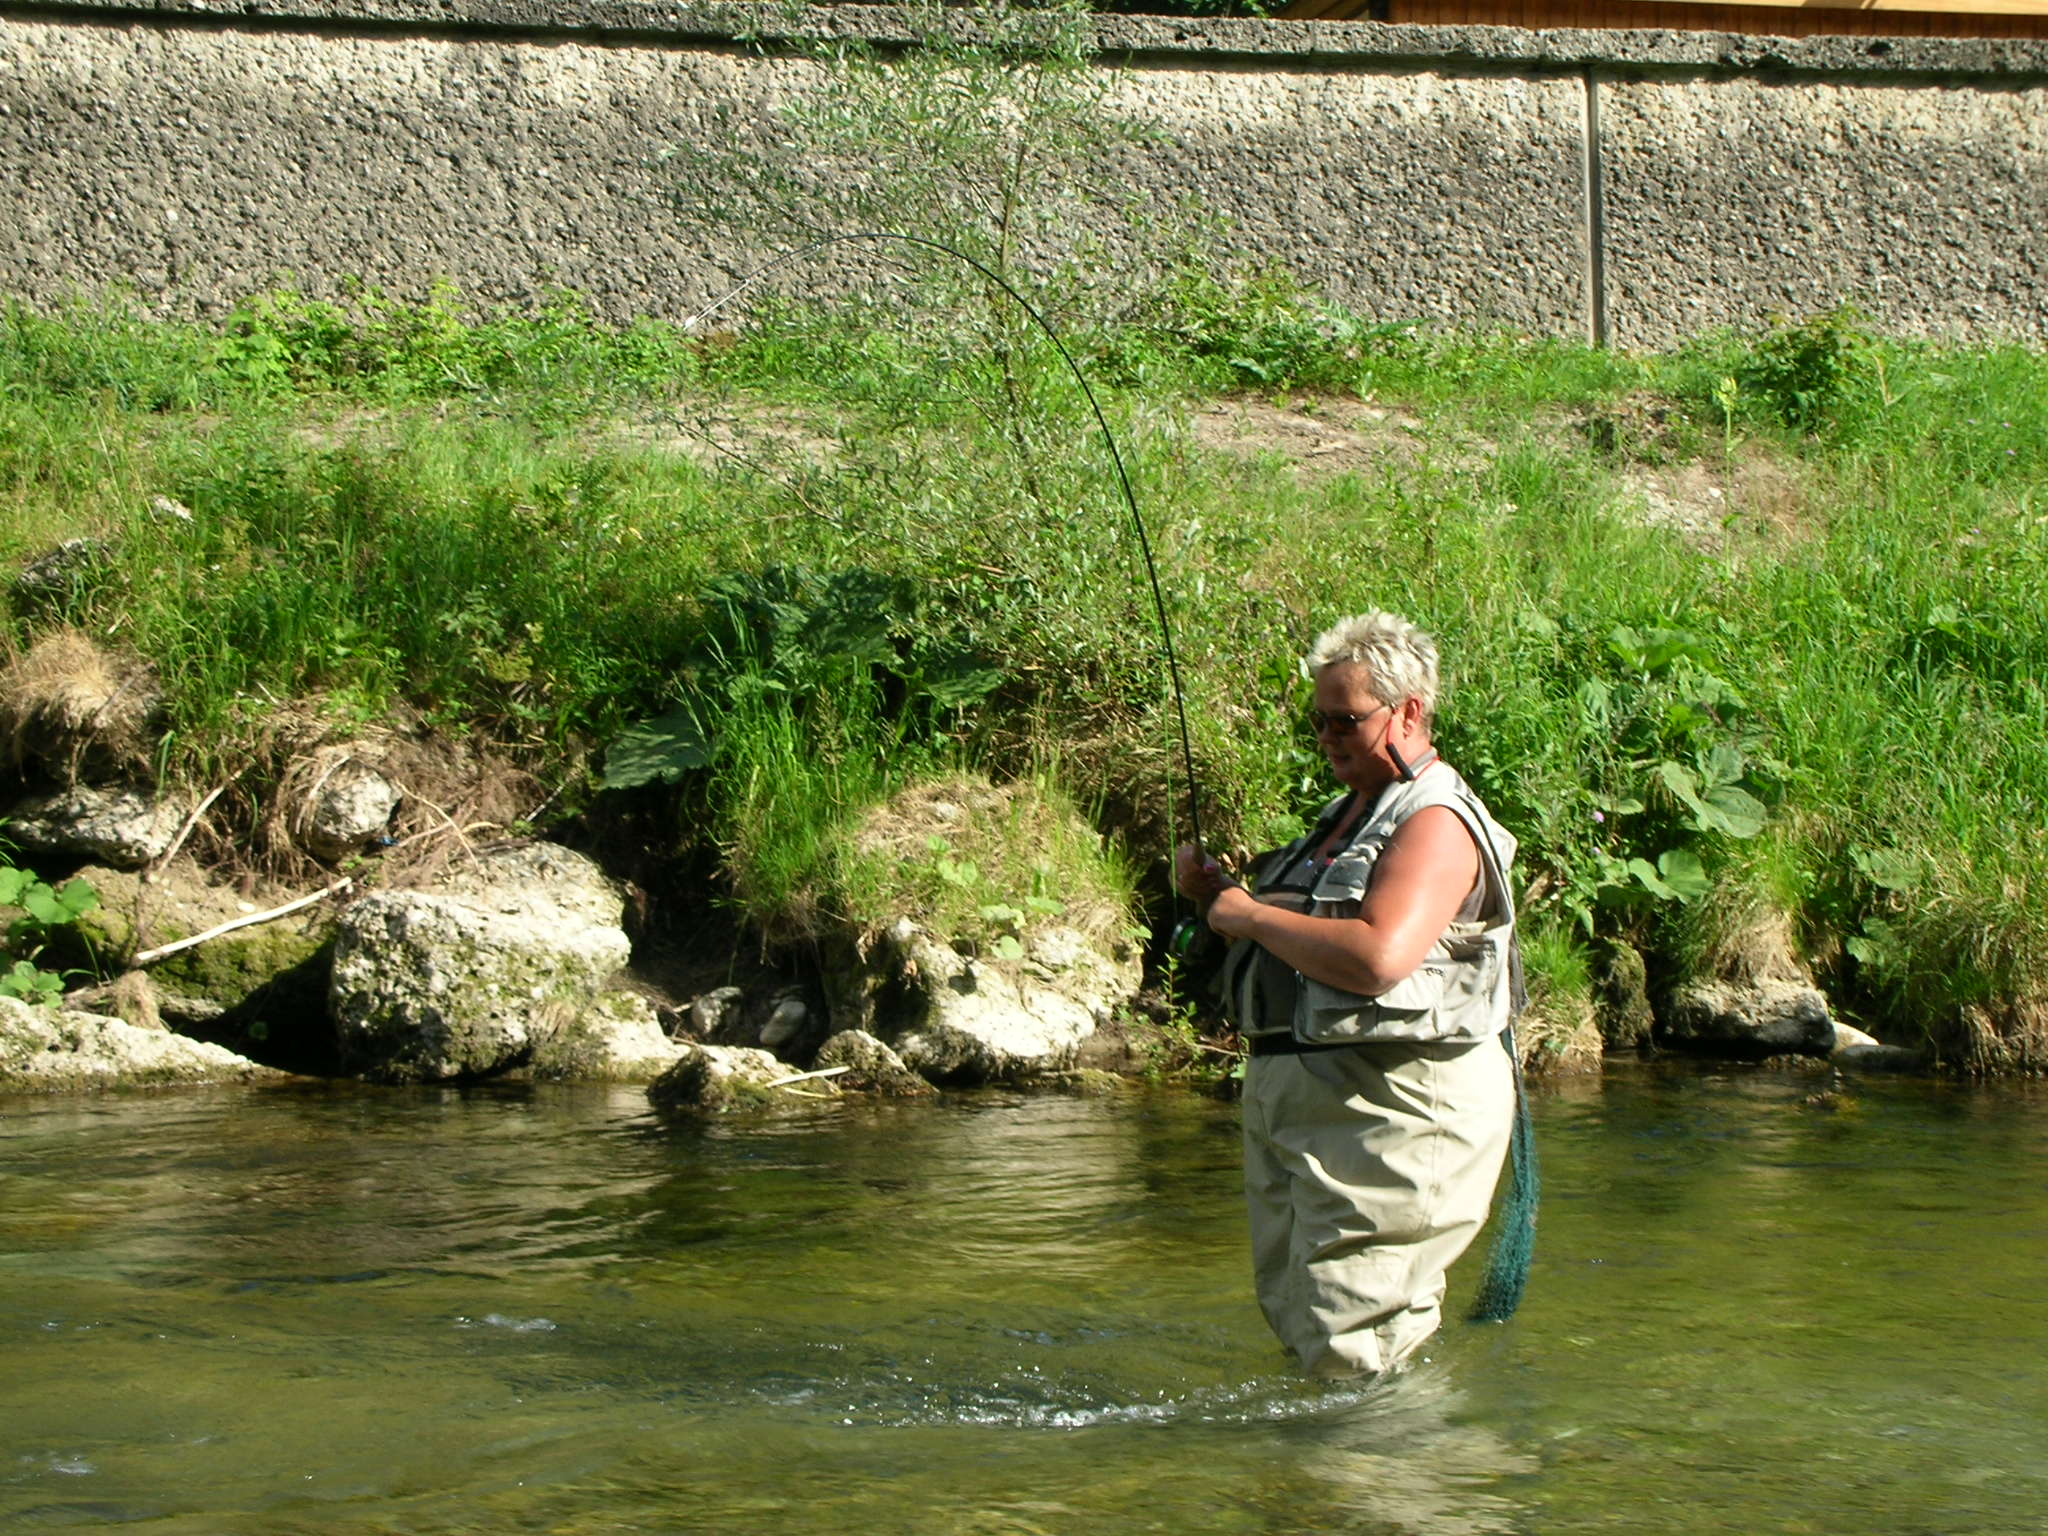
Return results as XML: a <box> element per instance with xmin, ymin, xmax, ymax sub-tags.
<box><xmin>5</xmin><ymin>290</ymin><xmax>2048</xmax><ymax>1063</ymax></box>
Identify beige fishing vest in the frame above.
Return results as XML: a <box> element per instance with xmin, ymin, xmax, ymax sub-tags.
<box><xmin>1225</xmin><ymin>764</ymin><xmax>1519</xmax><ymax>1046</ymax></box>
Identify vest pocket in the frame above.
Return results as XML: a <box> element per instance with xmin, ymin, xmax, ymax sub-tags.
<box><xmin>1295</xmin><ymin>933</ymin><xmax>1505</xmax><ymax>1045</ymax></box>
<box><xmin>1295</xmin><ymin>964</ymin><xmax>1446</xmax><ymax>1043</ymax></box>
<box><xmin>1314</xmin><ymin>847</ymin><xmax>1384</xmax><ymax>907</ymax></box>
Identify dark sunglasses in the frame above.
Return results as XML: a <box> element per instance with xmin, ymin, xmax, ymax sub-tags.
<box><xmin>1309</xmin><ymin>705</ymin><xmax>1389</xmax><ymax>735</ymax></box>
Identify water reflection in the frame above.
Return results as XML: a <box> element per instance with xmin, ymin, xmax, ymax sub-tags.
<box><xmin>1280</xmin><ymin>1367</ymin><xmax>1536</xmax><ymax>1536</ymax></box>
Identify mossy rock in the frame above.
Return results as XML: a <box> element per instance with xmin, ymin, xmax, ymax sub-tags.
<box><xmin>648</xmin><ymin>1044</ymin><xmax>798</xmax><ymax>1115</ymax></box>
<box><xmin>60</xmin><ymin>863</ymin><xmax>335</xmax><ymax>1013</ymax></box>
<box><xmin>1594</xmin><ymin>940</ymin><xmax>1655</xmax><ymax>1051</ymax></box>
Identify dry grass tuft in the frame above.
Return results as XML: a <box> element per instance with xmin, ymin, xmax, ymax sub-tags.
<box><xmin>187</xmin><ymin>699</ymin><xmax>545</xmax><ymax>883</ymax></box>
<box><xmin>1955</xmin><ymin>998</ymin><xmax>2048</xmax><ymax>1075</ymax></box>
<box><xmin>1518</xmin><ymin>990</ymin><xmax>1603</xmax><ymax>1077</ymax></box>
<box><xmin>1700</xmin><ymin>905</ymin><xmax>1814</xmax><ymax>988</ymax></box>
<box><xmin>0</xmin><ymin>629</ymin><xmax>162</xmax><ymax>782</ymax></box>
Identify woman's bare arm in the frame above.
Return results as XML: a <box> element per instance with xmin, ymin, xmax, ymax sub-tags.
<box><xmin>1203</xmin><ymin>806</ymin><xmax>1479</xmax><ymax>996</ymax></box>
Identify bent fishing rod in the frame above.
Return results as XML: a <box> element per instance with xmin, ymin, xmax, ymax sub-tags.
<box><xmin>686</xmin><ymin>234</ymin><xmax>1536</xmax><ymax>1323</ymax></box>
<box><xmin>682</xmin><ymin>231</ymin><xmax>1208</xmax><ymax>868</ymax></box>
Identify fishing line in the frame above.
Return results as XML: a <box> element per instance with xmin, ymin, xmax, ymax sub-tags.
<box><xmin>684</xmin><ymin>231</ymin><xmax>1208</xmax><ymax>869</ymax></box>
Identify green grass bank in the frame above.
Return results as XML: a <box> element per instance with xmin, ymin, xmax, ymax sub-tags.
<box><xmin>4</xmin><ymin>289</ymin><xmax>2046</xmax><ymax>1071</ymax></box>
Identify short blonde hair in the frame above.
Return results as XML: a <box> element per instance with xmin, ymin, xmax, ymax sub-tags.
<box><xmin>1305</xmin><ymin>611</ymin><xmax>1440</xmax><ymax>721</ymax></box>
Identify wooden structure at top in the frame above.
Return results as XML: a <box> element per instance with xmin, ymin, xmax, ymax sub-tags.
<box><xmin>1280</xmin><ymin>0</ymin><xmax>2048</xmax><ymax>39</ymax></box>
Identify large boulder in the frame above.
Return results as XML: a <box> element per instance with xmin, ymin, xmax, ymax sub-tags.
<box><xmin>329</xmin><ymin>842</ymin><xmax>631</xmax><ymax>1081</ymax></box>
<box><xmin>867</xmin><ymin>920</ymin><xmax>1140</xmax><ymax>1084</ymax></box>
<box><xmin>1660</xmin><ymin>978</ymin><xmax>1838</xmax><ymax>1058</ymax></box>
<box><xmin>0</xmin><ymin>995</ymin><xmax>282</xmax><ymax>1091</ymax></box>
<box><xmin>1658</xmin><ymin>908</ymin><xmax>1841</xmax><ymax>1060</ymax></box>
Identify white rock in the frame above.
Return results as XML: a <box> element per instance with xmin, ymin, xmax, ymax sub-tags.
<box><xmin>0</xmin><ymin>995</ymin><xmax>279</xmax><ymax>1091</ymax></box>
<box><xmin>885</xmin><ymin>928</ymin><xmax>1138</xmax><ymax>1084</ymax></box>
<box><xmin>297</xmin><ymin>762</ymin><xmax>399</xmax><ymax>862</ymax></box>
<box><xmin>1027</xmin><ymin>926</ymin><xmax>1088</xmax><ymax>972</ymax></box>
<box><xmin>6</xmin><ymin>786</ymin><xmax>188</xmax><ymax>868</ymax></box>
<box><xmin>330</xmin><ymin>842</ymin><xmax>630</xmax><ymax>1081</ymax></box>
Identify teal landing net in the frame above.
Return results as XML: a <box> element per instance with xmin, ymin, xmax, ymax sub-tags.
<box><xmin>1468</xmin><ymin>1025</ymin><xmax>1539</xmax><ymax>1324</ymax></box>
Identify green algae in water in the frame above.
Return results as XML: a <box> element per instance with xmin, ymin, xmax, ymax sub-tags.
<box><xmin>3</xmin><ymin>1067</ymin><xmax>2047</xmax><ymax>1534</ymax></box>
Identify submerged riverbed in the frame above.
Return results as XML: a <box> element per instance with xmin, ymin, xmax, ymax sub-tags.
<box><xmin>5</xmin><ymin>1062</ymin><xmax>2046</xmax><ymax>1534</ymax></box>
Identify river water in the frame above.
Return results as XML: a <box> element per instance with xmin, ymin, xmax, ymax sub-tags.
<box><xmin>4</xmin><ymin>1061</ymin><xmax>2046</xmax><ymax>1534</ymax></box>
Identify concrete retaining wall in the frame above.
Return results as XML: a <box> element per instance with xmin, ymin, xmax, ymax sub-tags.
<box><xmin>4</xmin><ymin>1</ymin><xmax>2045</xmax><ymax>348</ymax></box>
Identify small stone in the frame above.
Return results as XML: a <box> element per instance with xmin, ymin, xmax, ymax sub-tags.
<box><xmin>813</xmin><ymin>1029</ymin><xmax>934</xmax><ymax>1096</ymax></box>
<box><xmin>1835</xmin><ymin>1041</ymin><xmax>1925</xmax><ymax>1072</ymax></box>
<box><xmin>758</xmin><ymin>994</ymin><xmax>807</xmax><ymax>1049</ymax></box>
<box><xmin>297</xmin><ymin>762</ymin><xmax>399</xmax><ymax>862</ymax></box>
<box><xmin>647</xmin><ymin>1043</ymin><xmax>787</xmax><ymax>1114</ymax></box>
<box><xmin>690</xmin><ymin>985</ymin><xmax>745</xmax><ymax>1038</ymax></box>
<box><xmin>13</xmin><ymin>539</ymin><xmax>106</xmax><ymax>599</ymax></box>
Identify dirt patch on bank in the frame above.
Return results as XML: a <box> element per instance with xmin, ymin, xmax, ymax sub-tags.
<box><xmin>1181</xmin><ymin>397</ymin><xmax>1426</xmax><ymax>482</ymax></box>
<box><xmin>609</xmin><ymin>400</ymin><xmax>843</xmax><ymax>476</ymax></box>
<box><xmin>1614</xmin><ymin>448</ymin><xmax>1817</xmax><ymax>555</ymax></box>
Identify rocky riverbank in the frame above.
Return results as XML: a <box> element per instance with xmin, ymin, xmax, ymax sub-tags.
<box><xmin>0</xmin><ymin>604</ymin><xmax>1929</xmax><ymax>1101</ymax></box>
<box><xmin>2</xmin><ymin>729</ymin><xmax>1922</xmax><ymax>1102</ymax></box>
<box><xmin>0</xmin><ymin>702</ymin><xmax>1169</xmax><ymax>1102</ymax></box>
